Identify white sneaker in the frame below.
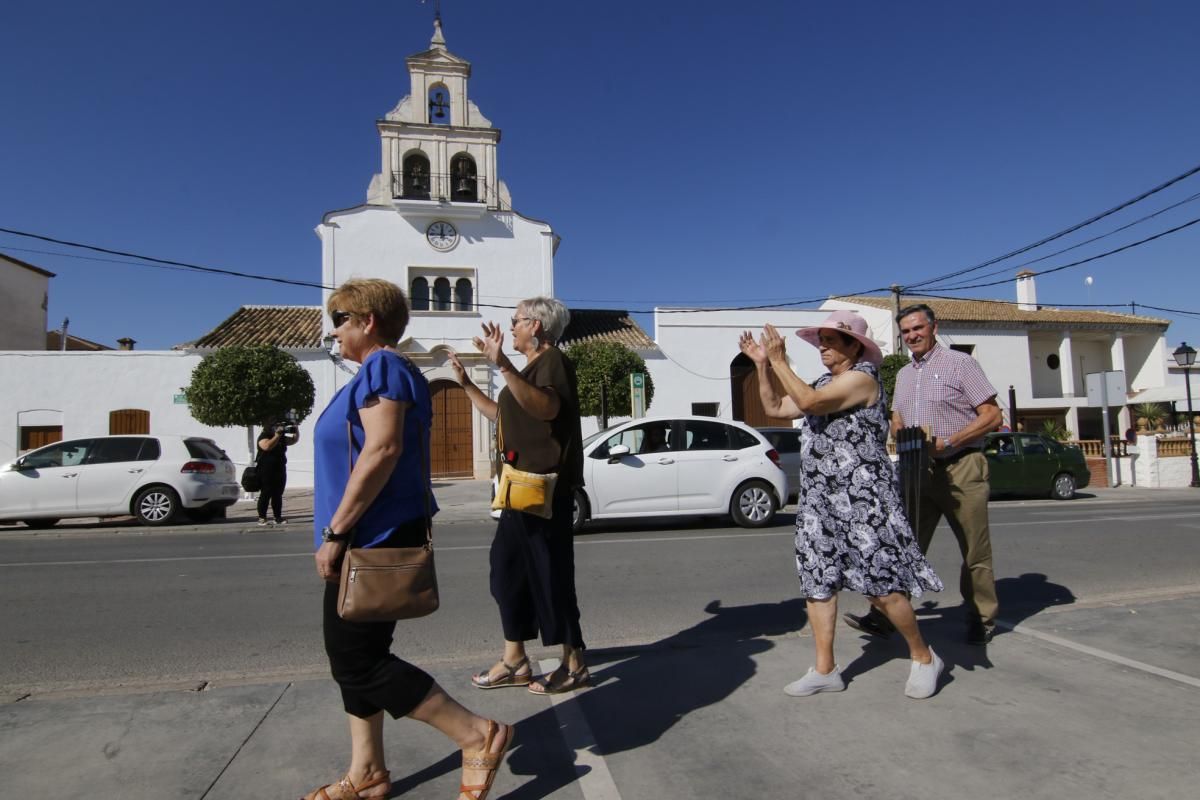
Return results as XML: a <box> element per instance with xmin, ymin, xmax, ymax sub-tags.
<box><xmin>904</xmin><ymin>648</ymin><xmax>944</xmax><ymax>699</ymax></box>
<box><xmin>257</xmin><ymin>518</ymin><xmax>269</xmax><ymax>527</ymax></box>
<box><xmin>784</xmin><ymin>666</ymin><xmax>845</xmax><ymax>697</ymax></box>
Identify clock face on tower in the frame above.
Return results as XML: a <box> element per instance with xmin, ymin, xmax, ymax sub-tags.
<box><xmin>426</xmin><ymin>221</ymin><xmax>458</xmax><ymax>251</ymax></box>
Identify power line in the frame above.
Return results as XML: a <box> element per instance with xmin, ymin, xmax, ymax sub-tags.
<box><xmin>913</xmin><ymin>214</ymin><xmax>1200</xmax><ymax>292</ymax></box>
<box><xmin>3</xmin><ymin>224</ymin><xmax>1199</xmax><ymax>321</ymax></box>
<box><xmin>903</xmin><ymin>160</ymin><xmax>1200</xmax><ymax>291</ymax></box>
<box><xmin>925</xmin><ymin>190</ymin><xmax>1200</xmax><ymax>292</ymax></box>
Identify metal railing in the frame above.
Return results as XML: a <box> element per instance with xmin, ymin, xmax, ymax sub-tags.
<box><xmin>391</xmin><ymin>171</ymin><xmax>491</xmax><ymax>204</ymax></box>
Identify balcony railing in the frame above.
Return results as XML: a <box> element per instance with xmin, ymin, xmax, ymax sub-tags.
<box><xmin>392</xmin><ymin>171</ymin><xmax>488</xmax><ymax>204</ymax></box>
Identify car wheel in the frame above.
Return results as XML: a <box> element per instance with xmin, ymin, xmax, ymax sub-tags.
<box><xmin>1051</xmin><ymin>472</ymin><xmax>1076</xmax><ymax>500</ymax></box>
<box><xmin>572</xmin><ymin>489</ymin><xmax>588</xmax><ymax>534</ymax></box>
<box><xmin>730</xmin><ymin>480</ymin><xmax>778</xmax><ymax>528</ymax></box>
<box><xmin>23</xmin><ymin>519</ymin><xmax>59</xmax><ymax>530</ymax></box>
<box><xmin>134</xmin><ymin>486</ymin><xmax>180</xmax><ymax>526</ymax></box>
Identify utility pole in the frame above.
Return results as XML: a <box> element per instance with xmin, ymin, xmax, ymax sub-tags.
<box><xmin>890</xmin><ymin>285</ymin><xmax>904</xmax><ymax>356</ymax></box>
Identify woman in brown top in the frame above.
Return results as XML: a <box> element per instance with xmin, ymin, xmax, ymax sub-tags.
<box><xmin>448</xmin><ymin>296</ymin><xmax>588</xmax><ymax>695</ymax></box>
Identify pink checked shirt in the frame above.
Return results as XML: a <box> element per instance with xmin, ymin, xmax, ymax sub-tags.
<box><xmin>892</xmin><ymin>344</ymin><xmax>997</xmax><ymax>456</ymax></box>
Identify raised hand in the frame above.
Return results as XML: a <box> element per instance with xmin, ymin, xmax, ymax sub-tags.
<box><xmin>473</xmin><ymin>321</ymin><xmax>505</xmax><ymax>364</ymax></box>
<box><xmin>761</xmin><ymin>324</ymin><xmax>787</xmax><ymax>362</ymax></box>
<box><xmin>447</xmin><ymin>351</ymin><xmax>468</xmax><ymax>385</ymax></box>
<box><xmin>739</xmin><ymin>330</ymin><xmax>768</xmax><ymax>365</ymax></box>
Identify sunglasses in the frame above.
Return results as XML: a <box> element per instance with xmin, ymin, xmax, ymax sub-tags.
<box><xmin>511</xmin><ymin>316</ymin><xmax>533</xmax><ymax>327</ymax></box>
<box><xmin>330</xmin><ymin>310</ymin><xmax>354</xmax><ymax>328</ymax></box>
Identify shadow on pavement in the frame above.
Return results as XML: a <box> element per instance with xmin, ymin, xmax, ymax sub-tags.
<box><xmin>995</xmin><ymin>572</ymin><xmax>1077</xmax><ymax>627</ymax></box>
<box><xmin>495</xmin><ymin>597</ymin><xmax>807</xmax><ymax>798</ymax></box>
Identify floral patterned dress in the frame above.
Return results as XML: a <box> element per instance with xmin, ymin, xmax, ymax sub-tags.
<box><xmin>794</xmin><ymin>362</ymin><xmax>943</xmax><ymax>600</ymax></box>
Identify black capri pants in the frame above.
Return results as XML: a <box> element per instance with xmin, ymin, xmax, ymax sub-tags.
<box><xmin>490</xmin><ymin>488</ymin><xmax>586</xmax><ymax>649</ymax></box>
<box><xmin>322</xmin><ymin>517</ymin><xmax>434</xmax><ymax>719</ymax></box>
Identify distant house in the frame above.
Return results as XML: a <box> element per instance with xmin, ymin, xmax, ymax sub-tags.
<box><xmin>825</xmin><ymin>272</ymin><xmax>1173</xmax><ymax>439</ymax></box>
<box><xmin>0</xmin><ymin>252</ymin><xmax>54</xmax><ymax>351</ymax></box>
<box><xmin>642</xmin><ymin>271</ymin><xmax>1180</xmax><ymax>446</ymax></box>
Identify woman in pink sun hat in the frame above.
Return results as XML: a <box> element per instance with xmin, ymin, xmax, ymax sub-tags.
<box><xmin>738</xmin><ymin>310</ymin><xmax>944</xmax><ymax>700</ymax></box>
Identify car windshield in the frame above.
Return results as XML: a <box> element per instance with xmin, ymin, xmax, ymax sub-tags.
<box><xmin>185</xmin><ymin>438</ymin><xmax>230</xmax><ymax>460</ymax></box>
<box><xmin>583</xmin><ymin>425</ymin><xmax>624</xmax><ymax>449</ymax></box>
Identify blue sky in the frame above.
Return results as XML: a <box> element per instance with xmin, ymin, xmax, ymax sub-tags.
<box><xmin>3</xmin><ymin>0</ymin><xmax>1199</xmax><ymax>352</ymax></box>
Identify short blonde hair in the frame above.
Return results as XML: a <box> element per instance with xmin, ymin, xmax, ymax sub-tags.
<box><xmin>327</xmin><ymin>278</ymin><xmax>409</xmax><ymax>345</ymax></box>
<box><xmin>519</xmin><ymin>296</ymin><xmax>571</xmax><ymax>343</ymax></box>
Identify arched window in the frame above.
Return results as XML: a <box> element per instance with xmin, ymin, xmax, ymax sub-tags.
<box><xmin>433</xmin><ymin>278</ymin><xmax>451</xmax><ymax>311</ymax></box>
<box><xmin>428</xmin><ymin>85</ymin><xmax>450</xmax><ymax>125</ymax></box>
<box><xmin>450</xmin><ymin>153</ymin><xmax>478</xmax><ymax>202</ymax></box>
<box><xmin>402</xmin><ymin>153</ymin><xmax>430</xmax><ymax>199</ymax></box>
<box><xmin>454</xmin><ymin>278</ymin><xmax>473</xmax><ymax>311</ymax></box>
<box><xmin>410</xmin><ymin>277</ymin><xmax>430</xmax><ymax>311</ymax></box>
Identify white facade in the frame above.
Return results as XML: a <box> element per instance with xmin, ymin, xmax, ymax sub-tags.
<box><xmin>0</xmin><ymin>254</ymin><xmax>53</xmax><ymax>351</ymax></box>
<box><xmin>647</xmin><ymin>307</ymin><xmax>839</xmax><ymax>422</ymax></box>
<box><xmin>318</xmin><ymin>19</ymin><xmax>556</xmax><ymax>480</ymax></box>
<box><xmin>0</xmin><ymin>349</ymin><xmax>326</xmax><ymax>482</ymax></box>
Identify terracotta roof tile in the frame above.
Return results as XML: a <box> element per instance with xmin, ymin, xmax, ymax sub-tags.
<box><xmin>183</xmin><ymin>306</ymin><xmax>323</xmax><ymax>350</ymax></box>
<box><xmin>560</xmin><ymin>309</ymin><xmax>657</xmax><ymax>350</ymax></box>
<box><xmin>182</xmin><ymin>305</ymin><xmax>657</xmax><ymax>352</ymax></box>
<box><xmin>843</xmin><ymin>296</ymin><xmax>1169</xmax><ymax>328</ymax></box>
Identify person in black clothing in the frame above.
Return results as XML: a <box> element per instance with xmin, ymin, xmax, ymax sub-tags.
<box><xmin>257</xmin><ymin>418</ymin><xmax>299</xmax><ymax>526</ymax></box>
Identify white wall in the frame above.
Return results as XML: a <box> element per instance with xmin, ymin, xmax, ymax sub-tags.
<box><xmin>0</xmin><ymin>349</ymin><xmax>331</xmax><ymax>487</ymax></box>
<box><xmin>649</xmin><ymin>308</ymin><xmax>830</xmax><ymax>419</ymax></box>
<box><xmin>0</xmin><ymin>261</ymin><xmax>50</xmax><ymax>351</ymax></box>
<box><xmin>1132</xmin><ymin>434</ymin><xmax>1199</xmax><ymax>487</ymax></box>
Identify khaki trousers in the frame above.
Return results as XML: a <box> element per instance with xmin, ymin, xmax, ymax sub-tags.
<box><xmin>913</xmin><ymin>451</ymin><xmax>999</xmax><ymax>627</ymax></box>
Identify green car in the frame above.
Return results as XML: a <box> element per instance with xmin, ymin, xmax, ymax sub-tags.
<box><xmin>982</xmin><ymin>432</ymin><xmax>1091</xmax><ymax>500</ymax></box>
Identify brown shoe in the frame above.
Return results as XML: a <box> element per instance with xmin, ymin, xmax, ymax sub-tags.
<box><xmin>528</xmin><ymin>664</ymin><xmax>591</xmax><ymax>695</ymax></box>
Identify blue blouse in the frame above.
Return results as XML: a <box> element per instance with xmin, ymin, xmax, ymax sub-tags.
<box><xmin>312</xmin><ymin>350</ymin><xmax>439</xmax><ymax>549</ymax></box>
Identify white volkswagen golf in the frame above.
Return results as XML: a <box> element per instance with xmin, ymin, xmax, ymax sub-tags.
<box><xmin>572</xmin><ymin>416</ymin><xmax>788</xmax><ymax>532</ymax></box>
<box><xmin>0</xmin><ymin>435</ymin><xmax>240</xmax><ymax>528</ymax></box>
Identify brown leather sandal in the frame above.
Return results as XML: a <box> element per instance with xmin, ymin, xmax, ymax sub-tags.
<box><xmin>460</xmin><ymin>720</ymin><xmax>514</xmax><ymax>800</ymax></box>
<box><xmin>300</xmin><ymin>770</ymin><xmax>390</xmax><ymax>800</ymax></box>
<box><xmin>528</xmin><ymin>665</ymin><xmax>590</xmax><ymax>695</ymax></box>
<box><xmin>470</xmin><ymin>657</ymin><xmax>531</xmax><ymax>689</ymax></box>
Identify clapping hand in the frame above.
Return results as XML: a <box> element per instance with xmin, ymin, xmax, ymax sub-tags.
<box><xmin>473</xmin><ymin>321</ymin><xmax>509</xmax><ymax>368</ymax></box>
<box><xmin>447</xmin><ymin>351</ymin><xmax>468</xmax><ymax>385</ymax></box>
<box><xmin>739</xmin><ymin>330</ymin><xmax>768</xmax><ymax>365</ymax></box>
<box><xmin>761</xmin><ymin>324</ymin><xmax>787</xmax><ymax>362</ymax></box>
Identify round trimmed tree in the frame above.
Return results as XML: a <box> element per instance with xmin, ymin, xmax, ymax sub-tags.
<box><xmin>567</xmin><ymin>341</ymin><xmax>654</xmax><ymax>424</ymax></box>
<box><xmin>184</xmin><ymin>345</ymin><xmax>315</xmax><ymax>458</ymax></box>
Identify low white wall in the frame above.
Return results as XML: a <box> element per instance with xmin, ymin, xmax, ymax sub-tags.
<box><xmin>1132</xmin><ymin>434</ymin><xmax>1199</xmax><ymax>487</ymax></box>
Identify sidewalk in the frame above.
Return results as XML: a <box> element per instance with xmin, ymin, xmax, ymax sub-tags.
<box><xmin>4</xmin><ymin>597</ymin><xmax>1199</xmax><ymax>798</ymax></box>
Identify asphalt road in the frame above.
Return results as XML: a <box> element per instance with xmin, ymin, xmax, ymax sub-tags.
<box><xmin>3</xmin><ymin>490</ymin><xmax>1198</xmax><ymax>698</ymax></box>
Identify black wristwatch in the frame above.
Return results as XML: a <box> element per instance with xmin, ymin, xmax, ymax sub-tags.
<box><xmin>321</xmin><ymin>526</ymin><xmax>349</xmax><ymax>543</ymax></box>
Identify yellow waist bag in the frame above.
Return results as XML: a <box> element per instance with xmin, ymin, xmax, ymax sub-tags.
<box><xmin>490</xmin><ymin>414</ymin><xmax>558</xmax><ymax>519</ymax></box>
<box><xmin>492</xmin><ymin>463</ymin><xmax>558</xmax><ymax>519</ymax></box>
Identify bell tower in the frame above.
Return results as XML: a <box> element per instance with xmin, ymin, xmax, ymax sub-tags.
<box><xmin>366</xmin><ymin>16</ymin><xmax>509</xmax><ymax>210</ymax></box>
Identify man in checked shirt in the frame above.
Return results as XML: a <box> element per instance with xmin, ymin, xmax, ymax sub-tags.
<box><xmin>845</xmin><ymin>303</ymin><xmax>1003</xmax><ymax>645</ymax></box>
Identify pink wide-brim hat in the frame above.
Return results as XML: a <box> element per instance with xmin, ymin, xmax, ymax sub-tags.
<box><xmin>795</xmin><ymin>310</ymin><xmax>884</xmax><ymax>366</ymax></box>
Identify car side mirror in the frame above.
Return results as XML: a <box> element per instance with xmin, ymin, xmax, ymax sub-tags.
<box><xmin>608</xmin><ymin>444</ymin><xmax>631</xmax><ymax>462</ymax></box>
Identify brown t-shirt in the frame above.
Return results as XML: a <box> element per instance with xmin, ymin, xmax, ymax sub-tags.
<box><xmin>497</xmin><ymin>347</ymin><xmax>584</xmax><ymax>491</ymax></box>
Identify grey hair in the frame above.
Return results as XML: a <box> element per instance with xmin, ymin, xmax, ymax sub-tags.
<box><xmin>896</xmin><ymin>303</ymin><xmax>937</xmax><ymax>325</ymax></box>
<box><xmin>519</xmin><ymin>296</ymin><xmax>571</xmax><ymax>342</ymax></box>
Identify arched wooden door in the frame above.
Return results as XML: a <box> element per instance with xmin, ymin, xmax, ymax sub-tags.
<box><xmin>730</xmin><ymin>354</ymin><xmax>793</xmax><ymax>428</ymax></box>
<box><xmin>430</xmin><ymin>380</ymin><xmax>474</xmax><ymax>478</ymax></box>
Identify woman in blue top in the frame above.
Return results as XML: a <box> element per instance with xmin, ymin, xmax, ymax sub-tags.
<box><xmin>303</xmin><ymin>279</ymin><xmax>512</xmax><ymax>800</ymax></box>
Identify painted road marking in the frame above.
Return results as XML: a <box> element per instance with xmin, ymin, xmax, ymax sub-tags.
<box><xmin>997</xmin><ymin>618</ymin><xmax>1200</xmax><ymax>689</ymax></box>
<box><xmin>537</xmin><ymin>658</ymin><xmax>623</xmax><ymax>800</ymax></box>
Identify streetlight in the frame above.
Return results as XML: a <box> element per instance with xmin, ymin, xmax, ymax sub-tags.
<box><xmin>1171</xmin><ymin>342</ymin><xmax>1200</xmax><ymax>488</ymax></box>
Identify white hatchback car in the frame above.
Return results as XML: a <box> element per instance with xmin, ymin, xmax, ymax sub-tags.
<box><xmin>0</xmin><ymin>435</ymin><xmax>240</xmax><ymax>528</ymax></box>
<box><xmin>573</xmin><ymin>416</ymin><xmax>787</xmax><ymax>531</ymax></box>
